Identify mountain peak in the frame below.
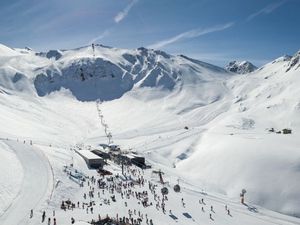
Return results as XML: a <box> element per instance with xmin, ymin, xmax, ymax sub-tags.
<box><xmin>0</xmin><ymin>43</ymin><xmax>18</xmax><ymax>56</ymax></box>
<box><xmin>225</xmin><ymin>60</ymin><xmax>257</xmax><ymax>74</ymax></box>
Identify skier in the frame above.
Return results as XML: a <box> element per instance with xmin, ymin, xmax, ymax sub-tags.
<box><xmin>53</xmin><ymin>218</ymin><xmax>57</xmax><ymax>225</ymax></box>
<box><xmin>42</xmin><ymin>211</ymin><xmax>46</xmax><ymax>223</ymax></box>
<box><xmin>47</xmin><ymin>218</ymin><xmax>51</xmax><ymax>225</ymax></box>
<box><xmin>30</xmin><ymin>209</ymin><xmax>33</xmax><ymax>218</ymax></box>
<box><xmin>181</xmin><ymin>198</ymin><xmax>185</xmax><ymax>207</ymax></box>
<box><xmin>71</xmin><ymin>217</ymin><xmax>75</xmax><ymax>224</ymax></box>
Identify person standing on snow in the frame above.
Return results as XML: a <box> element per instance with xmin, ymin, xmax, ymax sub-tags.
<box><xmin>227</xmin><ymin>209</ymin><xmax>231</xmax><ymax>216</ymax></box>
<box><xmin>181</xmin><ymin>198</ymin><xmax>185</xmax><ymax>207</ymax></box>
<box><xmin>42</xmin><ymin>211</ymin><xmax>46</xmax><ymax>222</ymax></box>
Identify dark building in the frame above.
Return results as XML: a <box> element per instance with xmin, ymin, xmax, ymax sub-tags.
<box><xmin>282</xmin><ymin>128</ymin><xmax>292</xmax><ymax>134</ymax></box>
<box><xmin>127</xmin><ymin>153</ymin><xmax>146</xmax><ymax>169</ymax></box>
<box><xmin>91</xmin><ymin>149</ymin><xmax>111</xmax><ymax>160</ymax></box>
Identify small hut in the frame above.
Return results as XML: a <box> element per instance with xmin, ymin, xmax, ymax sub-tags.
<box><xmin>282</xmin><ymin>128</ymin><xmax>292</xmax><ymax>134</ymax></box>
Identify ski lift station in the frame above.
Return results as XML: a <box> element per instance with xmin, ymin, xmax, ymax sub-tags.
<box><xmin>91</xmin><ymin>149</ymin><xmax>111</xmax><ymax>160</ymax></box>
<box><xmin>126</xmin><ymin>153</ymin><xmax>146</xmax><ymax>169</ymax></box>
<box><xmin>76</xmin><ymin>150</ymin><xmax>105</xmax><ymax>169</ymax></box>
<box><xmin>98</xmin><ymin>144</ymin><xmax>120</xmax><ymax>152</ymax></box>
<box><xmin>113</xmin><ymin>153</ymin><xmax>146</xmax><ymax>169</ymax></box>
<box><xmin>108</xmin><ymin>144</ymin><xmax>120</xmax><ymax>151</ymax></box>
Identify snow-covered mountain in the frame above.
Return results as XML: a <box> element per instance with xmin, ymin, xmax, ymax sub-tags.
<box><xmin>226</xmin><ymin>60</ymin><xmax>257</xmax><ymax>74</ymax></box>
<box><xmin>33</xmin><ymin>45</ymin><xmax>230</xmax><ymax>101</ymax></box>
<box><xmin>0</xmin><ymin>43</ymin><xmax>300</xmax><ymax>224</ymax></box>
<box><xmin>0</xmin><ymin>43</ymin><xmax>230</xmax><ymax>101</ymax></box>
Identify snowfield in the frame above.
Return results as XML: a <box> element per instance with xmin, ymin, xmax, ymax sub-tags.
<box><xmin>0</xmin><ymin>43</ymin><xmax>299</xmax><ymax>225</ymax></box>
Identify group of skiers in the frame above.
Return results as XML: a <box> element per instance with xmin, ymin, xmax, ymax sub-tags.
<box><xmin>60</xmin><ymin>165</ymin><xmax>156</xmax><ymax>224</ymax></box>
<box><xmin>60</xmin><ymin>163</ymin><xmax>233</xmax><ymax>224</ymax></box>
<box><xmin>30</xmin><ymin>210</ymin><xmax>57</xmax><ymax>225</ymax></box>
<box><xmin>28</xmin><ymin>146</ymin><xmax>234</xmax><ymax>225</ymax></box>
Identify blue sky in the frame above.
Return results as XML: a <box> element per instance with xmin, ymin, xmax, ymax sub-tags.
<box><xmin>0</xmin><ymin>0</ymin><xmax>299</xmax><ymax>66</ymax></box>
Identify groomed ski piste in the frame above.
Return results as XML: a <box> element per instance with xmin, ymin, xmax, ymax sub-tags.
<box><xmin>0</xmin><ymin>43</ymin><xmax>300</xmax><ymax>225</ymax></box>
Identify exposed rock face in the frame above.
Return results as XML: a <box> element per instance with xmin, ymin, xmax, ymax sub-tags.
<box><xmin>226</xmin><ymin>61</ymin><xmax>257</xmax><ymax>74</ymax></box>
<box><xmin>286</xmin><ymin>51</ymin><xmax>300</xmax><ymax>72</ymax></box>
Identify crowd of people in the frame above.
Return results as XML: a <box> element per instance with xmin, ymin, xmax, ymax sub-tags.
<box><xmin>61</xmin><ymin>167</ymin><xmax>156</xmax><ymax>225</ymax></box>
<box><xmin>29</xmin><ymin>152</ymin><xmax>233</xmax><ymax>225</ymax></box>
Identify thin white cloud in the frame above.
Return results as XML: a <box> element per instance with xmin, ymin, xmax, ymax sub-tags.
<box><xmin>247</xmin><ymin>0</ymin><xmax>287</xmax><ymax>21</ymax></box>
<box><xmin>88</xmin><ymin>29</ymin><xmax>111</xmax><ymax>45</ymax></box>
<box><xmin>147</xmin><ymin>22</ymin><xmax>234</xmax><ymax>49</ymax></box>
<box><xmin>88</xmin><ymin>0</ymin><xmax>138</xmax><ymax>44</ymax></box>
<box><xmin>114</xmin><ymin>0</ymin><xmax>139</xmax><ymax>23</ymax></box>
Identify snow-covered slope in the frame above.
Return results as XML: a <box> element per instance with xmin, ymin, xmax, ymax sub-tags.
<box><xmin>226</xmin><ymin>60</ymin><xmax>257</xmax><ymax>74</ymax></box>
<box><xmin>0</xmin><ymin>43</ymin><xmax>300</xmax><ymax>224</ymax></box>
<box><xmin>0</xmin><ymin>44</ymin><xmax>19</xmax><ymax>57</ymax></box>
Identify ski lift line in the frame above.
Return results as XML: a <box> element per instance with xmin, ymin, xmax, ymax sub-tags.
<box><xmin>96</xmin><ymin>100</ymin><xmax>113</xmax><ymax>144</ymax></box>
